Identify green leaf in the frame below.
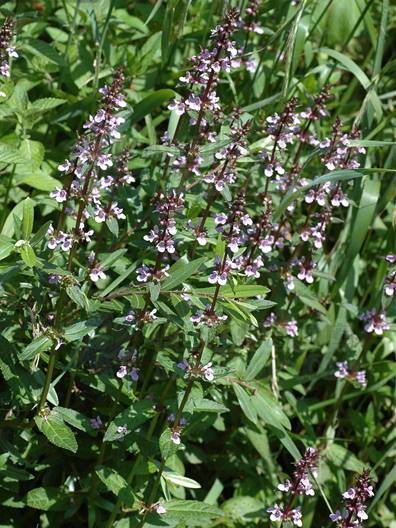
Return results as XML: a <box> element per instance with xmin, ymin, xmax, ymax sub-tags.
<box><xmin>163</xmin><ymin>500</ymin><xmax>224</xmax><ymax>525</ymax></box>
<box><xmin>233</xmin><ymin>384</ymin><xmax>257</xmax><ymax>424</ymax></box>
<box><xmin>20</xmin><ymin>244</ymin><xmax>37</xmax><ymax>267</ymax></box>
<box><xmin>19</xmin><ymin>172</ymin><xmax>61</xmax><ymax>191</ymax></box>
<box><xmin>26</xmin><ymin>487</ymin><xmax>68</xmax><ymax>511</ymax></box>
<box><xmin>66</xmin><ymin>285</ymin><xmax>90</xmax><ymax>311</ymax></box>
<box><xmin>252</xmin><ymin>383</ymin><xmax>291</xmax><ymax>430</ymax></box>
<box><xmin>325</xmin><ymin>444</ymin><xmax>366</xmax><ymax>472</ymax></box>
<box><xmin>54</xmin><ymin>406</ymin><xmax>92</xmax><ymax>433</ymax></box>
<box><xmin>222</xmin><ymin>496</ymin><xmax>265</xmax><ymax>521</ymax></box>
<box><xmin>28</xmin><ymin>98</ymin><xmax>66</xmax><ymax>114</ymax></box>
<box><xmin>369</xmin><ymin>464</ymin><xmax>396</xmax><ymax>510</ymax></box>
<box><xmin>159</xmin><ymin>428</ymin><xmax>180</xmax><ymax>460</ymax></box>
<box><xmin>193</xmin><ymin>284</ymin><xmax>269</xmax><ymax>299</ymax></box>
<box><xmin>0</xmin><ymin>234</ymin><xmax>14</xmax><ymax>261</ymax></box>
<box><xmin>64</xmin><ymin>319</ymin><xmax>99</xmax><ymax>342</ymax></box>
<box><xmin>148</xmin><ymin>282</ymin><xmax>160</xmax><ymax>303</ymax></box>
<box><xmin>23</xmin><ymin>39</ymin><xmax>65</xmax><ymax>66</ymax></box>
<box><xmin>106</xmin><ymin>216</ymin><xmax>119</xmax><ymax>238</ymax></box>
<box><xmin>246</xmin><ymin>338</ymin><xmax>272</xmax><ymax>381</ymax></box>
<box><xmin>163</xmin><ymin>471</ymin><xmax>201</xmax><ymax>489</ymax></box>
<box><xmin>335</xmin><ymin>176</ymin><xmax>380</xmax><ymax>288</ymax></box>
<box><xmin>95</xmin><ymin>466</ymin><xmax>135</xmax><ymax>506</ymax></box>
<box><xmin>0</xmin><ymin>143</ymin><xmax>27</xmax><ymax>164</ymax></box>
<box><xmin>103</xmin><ymin>400</ymin><xmax>155</xmax><ymax>442</ymax></box>
<box><xmin>22</xmin><ymin>198</ymin><xmax>34</xmax><ymax>239</ymax></box>
<box><xmin>191</xmin><ymin>398</ymin><xmax>229</xmax><ymax>413</ymax></box>
<box><xmin>131</xmin><ymin>90</ymin><xmax>176</xmax><ymax>123</ymax></box>
<box><xmin>19</xmin><ymin>335</ymin><xmax>53</xmax><ymax>362</ymax></box>
<box><xmin>34</xmin><ymin>414</ymin><xmax>78</xmax><ymax>453</ymax></box>
<box><xmin>162</xmin><ymin>256</ymin><xmax>207</xmax><ymax>290</ymax></box>
<box><xmin>319</xmin><ymin>47</ymin><xmax>382</xmax><ymax>120</ymax></box>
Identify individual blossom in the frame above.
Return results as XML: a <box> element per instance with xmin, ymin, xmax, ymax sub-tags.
<box><xmin>176</xmin><ymin>358</ymin><xmax>215</xmax><ymax>382</ymax></box>
<box><xmin>335</xmin><ymin>361</ymin><xmax>367</xmax><ymax>388</ymax></box>
<box><xmin>88</xmin><ymin>252</ymin><xmax>107</xmax><ymax>282</ymax></box>
<box><xmin>264</xmin><ymin>312</ymin><xmax>299</xmax><ymax>338</ymax></box>
<box><xmin>168</xmin><ymin>414</ymin><xmax>187</xmax><ymax>445</ymax></box>
<box><xmin>190</xmin><ymin>305</ymin><xmax>228</xmax><ymax>327</ymax></box>
<box><xmin>90</xmin><ymin>416</ymin><xmax>103</xmax><ymax>429</ymax></box>
<box><xmin>116</xmin><ymin>424</ymin><xmax>128</xmax><ymax>439</ymax></box>
<box><xmin>359</xmin><ymin>309</ymin><xmax>389</xmax><ymax>335</ymax></box>
<box><xmin>139</xmin><ymin>500</ymin><xmax>167</xmax><ymax>516</ymax></box>
<box><xmin>384</xmin><ymin>271</ymin><xmax>396</xmax><ymax>297</ymax></box>
<box><xmin>330</xmin><ymin>470</ymin><xmax>374</xmax><ymax>527</ymax></box>
<box><xmin>136</xmin><ymin>263</ymin><xmax>169</xmax><ymax>283</ymax></box>
<box><xmin>125</xmin><ymin>310</ymin><xmax>136</xmax><ymax>323</ymax></box>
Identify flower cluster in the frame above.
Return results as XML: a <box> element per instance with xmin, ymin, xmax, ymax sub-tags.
<box><xmin>334</xmin><ymin>361</ymin><xmax>367</xmax><ymax>388</ymax></box>
<box><xmin>47</xmin><ymin>68</ymin><xmax>128</xmax><ymax>256</ymax></box>
<box><xmin>177</xmin><ymin>358</ymin><xmax>215</xmax><ymax>382</ymax></box>
<box><xmin>359</xmin><ymin>309</ymin><xmax>389</xmax><ymax>335</ymax></box>
<box><xmin>167</xmin><ymin>414</ymin><xmax>187</xmax><ymax>445</ymax></box>
<box><xmin>190</xmin><ymin>304</ymin><xmax>228</xmax><ymax>327</ymax></box>
<box><xmin>384</xmin><ymin>254</ymin><xmax>396</xmax><ymax>296</ymax></box>
<box><xmin>0</xmin><ymin>17</ymin><xmax>17</xmax><ymax>82</ymax></box>
<box><xmin>330</xmin><ymin>470</ymin><xmax>374</xmax><ymax>527</ymax></box>
<box><xmin>267</xmin><ymin>447</ymin><xmax>319</xmax><ymax>527</ymax></box>
<box><xmin>264</xmin><ymin>312</ymin><xmax>299</xmax><ymax>337</ymax></box>
<box><xmin>116</xmin><ymin>349</ymin><xmax>140</xmax><ymax>382</ymax></box>
<box><xmin>168</xmin><ymin>8</ymin><xmax>244</xmax><ymax>124</ymax></box>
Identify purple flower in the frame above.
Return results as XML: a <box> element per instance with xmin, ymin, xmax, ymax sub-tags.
<box><xmin>116</xmin><ymin>365</ymin><xmax>128</xmax><ymax>379</ymax></box>
<box><xmin>130</xmin><ymin>368</ymin><xmax>140</xmax><ymax>382</ymax></box>
<box><xmin>153</xmin><ymin>502</ymin><xmax>166</xmax><ymax>514</ymax></box>
<box><xmin>50</xmin><ymin>188</ymin><xmax>68</xmax><ymax>203</ymax></box>
<box><xmin>125</xmin><ymin>311</ymin><xmax>135</xmax><ymax>323</ymax></box>
<box><xmin>202</xmin><ymin>361</ymin><xmax>214</xmax><ymax>381</ymax></box>
<box><xmin>267</xmin><ymin>504</ymin><xmax>283</xmax><ymax>522</ymax></box>
<box><xmin>90</xmin><ymin>416</ymin><xmax>103</xmax><ymax>429</ymax></box>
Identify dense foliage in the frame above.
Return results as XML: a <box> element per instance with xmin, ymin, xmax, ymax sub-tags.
<box><xmin>0</xmin><ymin>1</ymin><xmax>395</xmax><ymax>527</ymax></box>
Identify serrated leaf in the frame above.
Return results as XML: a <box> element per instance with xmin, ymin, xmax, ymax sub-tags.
<box><xmin>63</xmin><ymin>319</ymin><xmax>99</xmax><ymax>342</ymax></box>
<box><xmin>28</xmin><ymin>97</ymin><xmax>66</xmax><ymax>114</ymax></box>
<box><xmin>246</xmin><ymin>338</ymin><xmax>272</xmax><ymax>381</ymax></box>
<box><xmin>54</xmin><ymin>406</ymin><xmax>92</xmax><ymax>433</ymax></box>
<box><xmin>191</xmin><ymin>398</ymin><xmax>229</xmax><ymax>413</ymax></box>
<box><xmin>163</xmin><ymin>500</ymin><xmax>224</xmax><ymax>524</ymax></box>
<box><xmin>95</xmin><ymin>466</ymin><xmax>135</xmax><ymax>506</ymax></box>
<box><xmin>34</xmin><ymin>414</ymin><xmax>78</xmax><ymax>453</ymax></box>
<box><xmin>159</xmin><ymin>428</ymin><xmax>180</xmax><ymax>460</ymax></box>
<box><xmin>66</xmin><ymin>285</ymin><xmax>90</xmax><ymax>311</ymax></box>
<box><xmin>26</xmin><ymin>487</ymin><xmax>68</xmax><ymax>511</ymax></box>
<box><xmin>103</xmin><ymin>400</ymin><xmax>155</xmax><ymax>442</ymax></box>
